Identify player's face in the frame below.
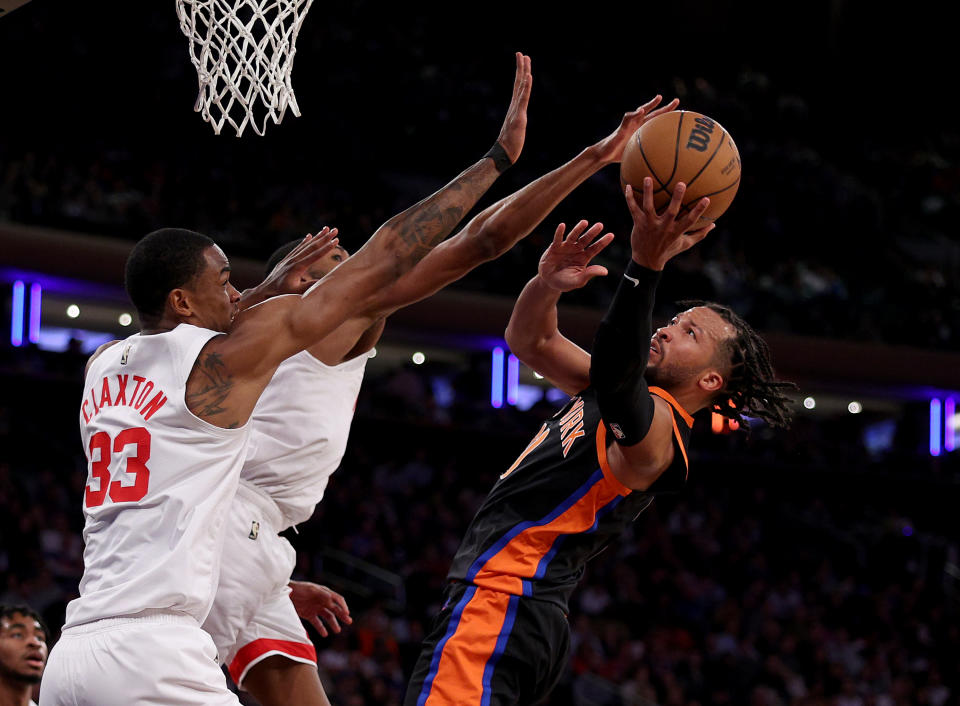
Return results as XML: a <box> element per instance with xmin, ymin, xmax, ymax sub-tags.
<box><xmin>646</xmin><ymin>307</ymin><xmax>733</xmax><ymax>389</ymax></box>
<box><xmin>189</xmin><ymin>245</ymin><xmax>241</xmax><ymax>332</ymax></box>
<box><xmin>305</xmin><ymin>245</ymin><xmax>350</xmax><ymax>281</ymax></box>
<box><xmin>0</xmin><ymin>612</ymin><xmax>47</xmax><ymax>684</ymax></box>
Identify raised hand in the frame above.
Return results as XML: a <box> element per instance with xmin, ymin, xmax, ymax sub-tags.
<box><xmin>265</xmin><ymin>227</ymin><xmax>340</xmax><ymax>295</ymax></box>
<box><xmin>495</xmin><ymin>52</ymin><xmax>533</xmax><ymax>164</ymax></box>
<box><xmin>538</xmin><ymin>220</ymin><xmax>615</xmax><ymax>292</ymax></box>
<box><xmin>626</xmin><ymin>179</ymin><xmax>713</xmax><ymax>271</ymax></box>
<box><xmin>594</xmin><ymin>95</ymin><xmax>680</xmax><ymax>165</ymax></box>
<box><xmin>237</xmin><ymin>228</ymin><xmax>339</xmax><ymax>311</ymax></box>
<box><xmin>289</xmin><ymin>580</ymin><xmax>353</xmax><ymax>638</ymax></box>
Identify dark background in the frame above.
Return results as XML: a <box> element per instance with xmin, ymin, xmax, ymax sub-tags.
<box><xmin>2</xmin><ymin>1</ymin><xmax>959</xmax><ymax>704</ymax></box>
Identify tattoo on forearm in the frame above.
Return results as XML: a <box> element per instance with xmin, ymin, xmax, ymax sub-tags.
<box><xmin>186</xmin><ymin>352</ymin><xmax>237</xmax><ymax>425</ymax></box>
<box><xmin>393</xmin><ymin>165</ymin><xmax>492</xmax><ymax>262</ymax></box>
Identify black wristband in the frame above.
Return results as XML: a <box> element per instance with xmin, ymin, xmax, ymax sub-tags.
<box><xmin>485</xmin><ymin>141</ymin><xmax>513</xmax><ymax>174</ymax></box>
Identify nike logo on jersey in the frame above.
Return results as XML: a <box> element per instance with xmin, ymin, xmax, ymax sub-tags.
<box><xmin>624</xmin><ymin>274</ymin><xmax>640</xmax><ymax>287</ymax></box>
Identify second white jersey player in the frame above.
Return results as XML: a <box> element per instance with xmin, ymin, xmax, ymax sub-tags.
<box><xmin>203</xmin><ymin>346</ymin><xmax>371</xmax><ymax>685</ymax></box>
<box><xmin>242</xmin><ymin>349</ymin><xmax>369</xmax><ymax>528</ymax></box>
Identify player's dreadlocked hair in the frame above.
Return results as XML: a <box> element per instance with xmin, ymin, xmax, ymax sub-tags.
<box><xmin>679</xmin><ymin>300</ymin><xmax>796</xmax><ymax>429</ymax></box>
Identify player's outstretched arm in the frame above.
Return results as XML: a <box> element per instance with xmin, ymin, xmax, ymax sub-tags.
<box><xmin>592</xmin><ymin>180</ymin><xmax>711</xmax><ymax>489</ymax></box>
<box><xmin>186</xmin><ymin>55</ymin><xmax>531</xmax><ymax>428</ymax></box>
<box><xmin>368</xmin><ymin>95</ymin><xmax>680</xmax><ymax>316</ymax></box>
<box><xmin>505</xmin><ymin>221</ymin><xmax>613</xmax><ymax>396</ymax></box>
<box><xmin>265</xmin><ymin>52</ymin><xmax>529</xmax><ymax>344</ymax></box>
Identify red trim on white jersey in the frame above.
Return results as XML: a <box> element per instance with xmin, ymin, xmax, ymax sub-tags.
<box><xmin>228</xmin><ymin>637</ymin><xmax>317</xmax><ymax>686</ymax></box>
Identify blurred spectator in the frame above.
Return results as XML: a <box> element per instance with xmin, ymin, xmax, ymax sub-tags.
<box><xmin>0</xmin><ymin>604</ymin><xmax>48</xmax><ymax>706</ymax></box>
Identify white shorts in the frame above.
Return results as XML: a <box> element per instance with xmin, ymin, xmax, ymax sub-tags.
<box><xmin>39</xmin><ymin>611</ymin><xmax>238</xmax><ymax>706</ymax></box>
<box><xmin>202</xmin><ymin>481</ymin><xmax>316</xmax><ymax>688</ymax></box>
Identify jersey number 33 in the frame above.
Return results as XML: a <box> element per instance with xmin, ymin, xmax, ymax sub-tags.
<box><xmin>84</xmin><ymin>427</ymin><xmax>152</xmax><ymax>508</ymax></box>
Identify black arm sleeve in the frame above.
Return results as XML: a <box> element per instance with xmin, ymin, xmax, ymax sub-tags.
<box><xmin>589</xmin><ymin>260</ymin><xmax>662</xmax><ymax>446</ymax></box>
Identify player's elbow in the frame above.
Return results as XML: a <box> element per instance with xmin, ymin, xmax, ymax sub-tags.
<box><xmin>460</xmin><ymin>220</ymin><xmax>506</xmax><ymax>263</ymax></box>
<box><xmin>479</xmin><ymin>200</ymin><xmax>533</xmax><ymax>260</ymax></box>
<box><xmin>504</xmin><ymin>320</ymin><xmax>532</xmax><ymax>355</ymax></box>
<box><xmin>505</xmin><ymin>324</ymin><xmax>549</xmax><ymax>367</ymax></box>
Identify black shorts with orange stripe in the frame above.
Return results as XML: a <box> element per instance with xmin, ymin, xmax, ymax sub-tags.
<box><xmin>403</xmin><ymin>581</ymin><xmax>570</xmax><ymax>706</ymax></box>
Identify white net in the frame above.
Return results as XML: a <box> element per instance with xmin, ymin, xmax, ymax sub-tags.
<box><xmin>175</xmin><ymin>0</ymin><xmax>315</xmax><ymax>136</ymax></box>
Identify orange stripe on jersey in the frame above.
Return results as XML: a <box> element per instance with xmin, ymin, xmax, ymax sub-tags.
<box><xmin>424</xmin><ymin>588</ymin><xmax>514</xmax><ymax>705</ymax></box>
<box><xmin>667</xmin><ymin>411</ymin><xmax>689</xmax><ymax>478</ymax></box>
<box><xmin>500</xmin><ymin>423</ymin><xmax>550</xmax><ymax>480</ymax></box>
<box><xmin>595</xmin><ymin>423</ymin><xmax>631</xmax><ymax>497</ymax></box>
<box><xmin>649</xmin><ymin>386</ymin><xmax>690</xmax><ymax>478</ymax></box>
<box><xmin>472</xmin><ymin>472</ymin><xmax>627</xmax><ymax>594</ymax></box>
<box><xmin>648</xmin><ymin>386</ymin><xmax>695</xmax><ymax>427</ymax></box>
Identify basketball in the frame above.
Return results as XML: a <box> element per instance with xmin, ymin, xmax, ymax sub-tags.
<box><xmin>620</xmin><ymin>110</ymin><xmax>741</xmax><ymax>229</ymax></box>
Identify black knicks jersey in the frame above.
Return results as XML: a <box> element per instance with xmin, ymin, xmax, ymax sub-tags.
<box><xmin>446</xmin><ymin>385</ymin><xmax>693</xmax><ymax>612</ymax></box>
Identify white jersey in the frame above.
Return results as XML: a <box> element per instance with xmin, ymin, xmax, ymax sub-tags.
<box><xmin>65</xmin><ymin>324</ymin><xmax>249</xmax><ymax>629</ymax></box>
<box><xmin>240</xmin><ymin>349</ymin><xmax>370</xmax><ymax>528</ymax></box>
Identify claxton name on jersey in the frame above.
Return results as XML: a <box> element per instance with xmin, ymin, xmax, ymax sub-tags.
<box><xmin>80</xmin><ymin>374</ymin><xmax>168</xmax><ymax>425</ymax></box>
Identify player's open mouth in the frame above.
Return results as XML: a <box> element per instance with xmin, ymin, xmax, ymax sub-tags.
<box><xmin>25</xmin><ymin>657</ymin><xmax>44</xmax><ymax>668</ymax></box>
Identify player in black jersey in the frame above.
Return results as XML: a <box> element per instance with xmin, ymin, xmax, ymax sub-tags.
<box><xmin>404</xmin><ymin>178</ymin><xmax>794</xmax><ymax>705</ymax></box>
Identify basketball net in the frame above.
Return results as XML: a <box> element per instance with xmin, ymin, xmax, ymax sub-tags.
<box><xmin>175</xmin><ymin>0</ymin><xmax>315</xmax><ymax>136</ymax></box>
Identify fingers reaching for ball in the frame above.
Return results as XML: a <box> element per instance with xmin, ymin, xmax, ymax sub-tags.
<box><xmin>625</xmin><ymin>179</ymin><xmax>714</xmax><ymax>270</ymax></box>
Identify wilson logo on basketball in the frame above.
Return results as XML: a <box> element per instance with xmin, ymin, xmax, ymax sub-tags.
<box><xmin>686</xmin><ymin>116</ymin><xmax>716</xmax><ymax>152</ymax></box>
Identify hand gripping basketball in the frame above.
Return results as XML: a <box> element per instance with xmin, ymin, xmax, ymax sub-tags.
<box><xmin>625</xmin><ymin>179</ymin><xmax>713</xmax><ymax>271</ymax></box>
<box><xmin>620</xmin><ymin>110</ymin><xmax>742</xmax><ymax>229</ymax></box>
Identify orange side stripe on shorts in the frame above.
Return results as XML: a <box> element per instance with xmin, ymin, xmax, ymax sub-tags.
<box><xmin>424</xmin><ymin>588</ymin><xmax>513</xmax><ymax>705</ymax></box>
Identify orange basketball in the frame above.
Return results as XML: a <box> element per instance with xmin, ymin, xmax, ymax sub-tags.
<box><xmin>620</xmin><ymin>110</ymin><xmax>741</xmax><ymax>229</ymax></box>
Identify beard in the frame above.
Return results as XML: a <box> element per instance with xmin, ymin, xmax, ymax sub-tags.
<box><xmin>0</xmin><ymin>662</ymin><xmax>42</xmax><ymax>684</ymax></box>
<box><xmin>645</xmin><ymin>362</ymin><xmax>686</xmax><ymax>389</ymax></box>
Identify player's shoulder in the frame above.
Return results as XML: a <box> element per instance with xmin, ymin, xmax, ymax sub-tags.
<box><xmin>84</xmin><ymin>339</ymin><xmax>123</xmax><ymax>377</ymax></box>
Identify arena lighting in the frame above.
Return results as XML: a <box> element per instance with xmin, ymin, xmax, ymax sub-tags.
<box><xmin>803</xmin><ymin>396</ymin><xmax>816</xmax><ymax>410</ymax></box>
<box><xmin>945</xmin><ymin>397</ymin><xmax>957</xmax><ymax>453</ymax></box>
<box><xmin>491</xmin><ymin>347</ymin><xmax>504</xmax><ymax>408</ymax></box>
<box><xmin>66</xmin><ymin>304</ymin><xmax>80</xmax><ymax>318</ymax></box>
<box><xmin>848</xmin><ymin>401</ymin><xmax>863</xmax><ymax>414</ymax></box>
<box><xmin>118</xmin><ymin>313</ymin><xmax>133</xmax><ymax>327</ymax></box>
<box><xmin>28</xmin><ymin>284</ymin><xmax>41</xmax><ymax>344</ymax></box>
<box><xmin>507</xmin><ymin>354</ymin><xmax>519</xmax><ymax>406</ymax></box>
<box><xmin>930</xmin><ymin>399</ymin><xmax>942</xmax><ymax>457</ymax></box>
<box><xmin>533</xmin><ymin>371</ymin><xmax>544</xmax><ymax>380</ymax></box>
<box><xmin>10</xmin><ymin>281</ymin><xmax>25</xmax><ymax>347</ymax></box>
<box><xmin>411</xmin><ymin>352</ymin><xmax>425</xmax><ymax>365</ymax></box>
